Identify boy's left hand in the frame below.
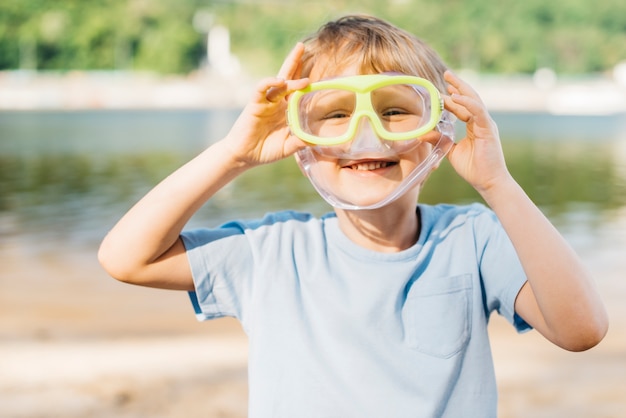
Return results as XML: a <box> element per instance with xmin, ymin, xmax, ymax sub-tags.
<box><xmin>442</xmin><ymin>71</ymin><xmax>512</xmax><ymax>196</ymax></box>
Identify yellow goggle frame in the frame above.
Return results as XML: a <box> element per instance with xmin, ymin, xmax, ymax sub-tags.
<box><xmin>287</xmin><ymin>74</ymin><xmax>443</xmax><ymax>146</ymax></box>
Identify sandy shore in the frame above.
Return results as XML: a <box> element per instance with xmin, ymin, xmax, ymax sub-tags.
<box><xmin>1</xmin><ymin>236</ymin><xmax>625</xmax><ymax>417</ymax></box>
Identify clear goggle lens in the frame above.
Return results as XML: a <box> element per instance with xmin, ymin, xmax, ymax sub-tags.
<box><xmin>288</xmin><ymin>74</ymin><xmax>443</xmax><ymax>147</ymax></box>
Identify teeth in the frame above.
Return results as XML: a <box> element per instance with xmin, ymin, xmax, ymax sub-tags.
<box><xmin>352</xmin><ymin>162</ymin><xmax>388</xmax><ymax>171</ymax></box>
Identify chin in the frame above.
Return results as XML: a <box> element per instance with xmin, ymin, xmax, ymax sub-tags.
<box><xmin>334</xmin><ymin>186</ymin><xmax>422</xmax><ymax>211</ymax></box>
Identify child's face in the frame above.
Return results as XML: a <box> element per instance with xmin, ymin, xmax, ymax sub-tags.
<box><xmin>295</xmin><ymin>59</ymin><xmax>450</xmax><ymax>210</ymax></box>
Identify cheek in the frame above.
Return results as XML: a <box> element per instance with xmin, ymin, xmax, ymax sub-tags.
<box><xmin>400</xmin><ymin>141</ymin><xmax>435</xmax><ymax>167</ymax></box>
<box><xmin>310</xmin><ymin>151</ymin><xmax>338</xmax><ymax>166</ymax></box>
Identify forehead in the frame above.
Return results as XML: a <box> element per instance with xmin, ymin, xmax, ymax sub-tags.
<box><xmin>306</xmin><ymin>56</ymin><xmax>360</xmax><ymax>82</ymax></box>
<box><xmin>304</xmin><ymin>48</ymin><xmax>391</xmax><ymax>83</ymax></box>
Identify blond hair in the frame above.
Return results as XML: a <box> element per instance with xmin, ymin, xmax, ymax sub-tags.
<box><xmin>301</xmin><ymin>15</ymin><xmax>448</xmax><ymax>92</ymax></box>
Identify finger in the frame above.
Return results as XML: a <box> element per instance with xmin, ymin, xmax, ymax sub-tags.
<box><xmin>283</xmin><ymin>134</ymin><xmax>308</xmax><ymax>155</ymax></box>
<box><xmin>277</xmin><ymin>42</ymin><xmax>305</xmax><ymax>80</ymax></box>
<box><xmin>265</xmin><ymin>77</ymin><xmax>310</xmax><ymax>103</ymax></box>
<box><xmin>446</xmin><ymin>84</ymin><xmax>460</xmax><ymax>96</ymax></box>
<box><xmin>449</xmin><ymin>93</ymin><xmax>489</xmax><ymax>122</ymax></box>
<box><xmin>266</xmin><ymin>80</ymin><xmax>287</xmax><ymax>103</ymax></box>
<box><xmin>443</xmin><ymin>95</ymin><xmax>472</xmax><ymax>123</ymax></box>
<box><xmin>444</xmin><ymin>70</ymin><xmax>482</xmax><ymax>101</ymax></box>
<box><xmin>289</xmin><ymin>53</ymin><xmax>304</xmax><ymax>82</ymax></box>
<box><xmin>252</xmin><ymin>77</ymin><xmax>287</xmax><ymax>103</ymax></box>
<box><xmin>443</xmin><ymin>71</ymin><xmax>491</xmax><ymax>123</ymax></box>
<box><xmin>262</xmin><ymin>43</ymin><xmax>307</xmax><ymax>103</ymax></box>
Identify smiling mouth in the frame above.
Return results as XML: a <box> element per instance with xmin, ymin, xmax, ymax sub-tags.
<box><xmin>346</xmin><ymin>161</ymin><xmax>397</xmax><ymax>171</ymax></box>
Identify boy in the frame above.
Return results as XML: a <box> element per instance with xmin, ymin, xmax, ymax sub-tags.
<box><xmin>99</xmin><ymin>15</ymin><xmax>608</xmax><ymax>417</ymax></box>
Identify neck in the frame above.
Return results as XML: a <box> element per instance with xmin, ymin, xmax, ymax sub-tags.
<box><xmin>334</xmin><ymin>199</ymin><xmax>420</xmax><ymax>252</ymax></box>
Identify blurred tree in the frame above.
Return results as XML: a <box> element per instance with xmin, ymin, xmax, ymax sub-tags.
<box><xmin>0</xmin><ymin>0</ymin><xmax>624</xmax><ymax>75</ymax></box>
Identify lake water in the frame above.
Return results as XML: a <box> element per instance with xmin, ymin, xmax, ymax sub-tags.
<box><xmin>1</xmin><ymin>109</ymin><xmax>625</xmax><ymax>257</ymax></box>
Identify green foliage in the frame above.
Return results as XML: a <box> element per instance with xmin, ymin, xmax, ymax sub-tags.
<box><xmin>0</xmin><ymin>0</ymin><xmax>624</xmax><ymax>74</ymax></box>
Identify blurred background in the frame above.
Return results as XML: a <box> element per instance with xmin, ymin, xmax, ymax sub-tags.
<box><xmin>1</xmin><ymin>0</ymin><xmax>625</xmax><ymax>417</ymax></box>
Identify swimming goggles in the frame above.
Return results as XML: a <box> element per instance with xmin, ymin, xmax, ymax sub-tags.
<box><xmin>287</xmin><ymin>73</ymin><xmax>444</xmax><ymax>146</ymax></box>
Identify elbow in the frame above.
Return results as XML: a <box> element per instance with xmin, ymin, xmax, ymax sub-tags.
<box><xmin>562</xmin><ymin>329</ymin><xmax>608</xmax><ymax>352</ymax></box>
<box><xmin>559</xmin><ymin>313</ymin><xmax>609</xmax><ymax>352</ymax></box>
<box><xmin>97</xmin><ymin>240</ymin><xmax>141</xmax><ymax>285</ymax></box>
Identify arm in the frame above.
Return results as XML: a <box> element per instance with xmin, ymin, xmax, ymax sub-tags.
<box><xmin>443</xmin><ymin>71</ymin><xmax>608</xmax><ymax>351</ymax></box>
<box><xmin>98</xmin><ymin>43</ymin><xmax>309</xmax><ymax>291</ymax></box>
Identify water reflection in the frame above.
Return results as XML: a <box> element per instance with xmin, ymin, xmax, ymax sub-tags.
<box><xmin>0</xmin><ymin>110</ymin><xmax>625</xmax><ymax>248</ymax></box>
<box><xmin>422</xmin><ymin>139</ymin><xmax>626</xmax><ymax>215</ymax></box>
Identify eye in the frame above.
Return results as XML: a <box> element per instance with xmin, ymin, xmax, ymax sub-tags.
<box><xmin>322</xmin><ymin>110</ymin><xmax>351</xmax><ymax>120</ymax></box>
<box><xmin>381</xmin><ymin>108</ymin><xmax>409</xmax><ymax>117</ymax></box>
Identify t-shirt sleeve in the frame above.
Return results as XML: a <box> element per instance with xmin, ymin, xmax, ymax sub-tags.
<box><xmin>181</xmin><ymin>223</ymin><xmax>254</xmax><ymax>322</ymax></box>
<box><xmin>474</xmin><ymin>206</ymin><xmax>532</xmax><ymax>333</ymax></box>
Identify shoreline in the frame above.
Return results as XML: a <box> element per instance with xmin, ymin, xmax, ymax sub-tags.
<box><xmin>1</xmin><ymin>69</ymin><xmax>626</xmax><ymax>115</ymax></box>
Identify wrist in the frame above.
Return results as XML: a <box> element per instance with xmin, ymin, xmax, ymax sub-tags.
<box><xmin>209</xmin><ymin>138</ymin><xmax>256</xmax><ymax>173</ymax></box>
<box><xmin>476</xmin><ymin>173</ymin><xmax>521</xmax><ymax>209</ymax></box>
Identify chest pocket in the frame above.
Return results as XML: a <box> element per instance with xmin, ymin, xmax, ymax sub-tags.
<box><xmin>403</xmin><ymin>274</ymin><xmax>473</xmax><ymax>358</ymax></box>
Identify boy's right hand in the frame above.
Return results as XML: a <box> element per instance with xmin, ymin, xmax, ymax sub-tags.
<box><xmin>221</xmin><ymin>43</ymin><xmax>310</xmax><ymax>169</ymax></box>
<box><xmin>99</xmin><ymin>43</ymin><xmax>310</xmax><ymax>291</ymax></box>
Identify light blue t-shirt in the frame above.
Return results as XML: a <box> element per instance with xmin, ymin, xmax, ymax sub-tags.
<box><xmin>182</xmin><ymin>203</ymin><xmax>530</xmax><ymax>418</ymax></box>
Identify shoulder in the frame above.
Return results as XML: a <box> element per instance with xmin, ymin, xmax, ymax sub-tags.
<box><xmin>232</xmin><ymin>210</ymin><xmax>328</xmax><ymax>231</ymax></box>
<box><xmin>420</xmin><ymin>203</ymin><xmax>496</xmax><ymax>229</ymax></box>
<box><xmin>183</xmin><ymin>210</ymin><xmax>329</xmax><ymax>244</ymax></box>
<box><xmin>181</xmin><ymin>211</ymin><xmax>324</xmax><ymax>250</ymax></box>
<box><xmin>418</xmin><ymin>203</ymin><xmax>504</xmax><ymax>250</ymax></box>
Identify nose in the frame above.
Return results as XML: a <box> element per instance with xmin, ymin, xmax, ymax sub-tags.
<box><xmin>345</xmin><ymin>119</ymin><xmax>395</xmax><ymax>157</ymax></box>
